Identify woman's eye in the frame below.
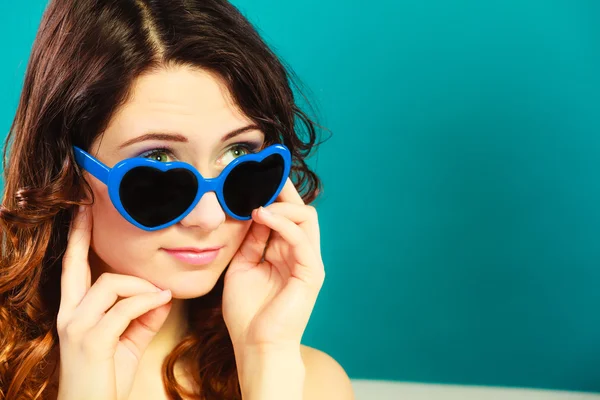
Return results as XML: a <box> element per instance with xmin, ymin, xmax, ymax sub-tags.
<box><xmin>218</xmin><ymin>144</ymin><xmax>256</xmax><ymax>166</ymax></box>
<box><xmin>137</xmin><ymin>143</ymin><xmax>261</xmax><ymax>166</ymax></box>
<box><xmin>138</xmin><ymin>148</ymin><xmax>173</xmax><ymax>163</ymax></box>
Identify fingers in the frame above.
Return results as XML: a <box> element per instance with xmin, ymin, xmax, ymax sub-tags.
<box><xmin>91</xmin><ymin>290</ymin><xmax>172</xmax><ymax>359</ymax></box>
<box><xmin>252</xmin><ymin>206</ymin><xmax>324</xmax><ymax>282</ymax></box>
<box><xmin>119</xmin><ymin>300</ymin><xmax>173</xmax><ymax>359</ymax></box>
<box><xmin>260</xmin><ymin>202</ymin><xmax>317</xmax><ymax>224</ymax></box>
<box><xmin>66</xmin><ymin>273</ymin><xmax>165</xmax><ymax>334</ymax></box>
<box><xmin>60</xmin><ymin>205</ymin><xmax>93</xmax><ymax>319</ymax></box>
<box><xmin>233</xmin><ymin>180</ymin><xmax>319</xmax><ymax>267</ymax></box>
<box><xmin>57</xmin><ymin>271</ymin><xmax>173</xmax><ymax>361</ymax></box>
<box><xmin>233</xmin><ymin>220</ymin><xmax>272</xmax><ymax>265</ymax></box>
<box><xmin>61</xmin><ymin>290</ymin><xmax>172</xmax><ymax>361</ymax></box>
<box><xmin>258</xmin><ymin>202</ymin><xmax>321</xmax><ymax>256</ymax></box>
<box><xmin>57</xmin><ymin>204</ymin><xmax>173</xmax><ymax>370</ymax></box>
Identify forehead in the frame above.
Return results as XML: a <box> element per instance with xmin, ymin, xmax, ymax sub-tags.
<box><xmin>96</xmin><ymin>65</ymin><xmax>253</xmax><ymax>150</ymax></box>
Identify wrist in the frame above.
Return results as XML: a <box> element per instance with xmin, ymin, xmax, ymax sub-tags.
<box><xmin>235</xmin><ymin>345</ymin><xmax>305</xmax><ymax>400</ymax></box>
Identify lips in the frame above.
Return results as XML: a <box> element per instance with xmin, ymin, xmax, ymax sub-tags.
<box><xmin>161</xmin><ymin>246</ymin><xmax>223</xmax><ymax>266</ymax></box>
<box><xmin>162</xmin><ymin>246</ymin><xmax>223</xmax><ymax>253</ymax></box>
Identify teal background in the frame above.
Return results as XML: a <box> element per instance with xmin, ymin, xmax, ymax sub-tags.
<box><xmin>2</xmin><ymin>0</ymin><xmax>600</xmax><ymax>394</ymax></box>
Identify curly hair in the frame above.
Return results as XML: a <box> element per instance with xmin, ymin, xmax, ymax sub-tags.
<box><xmin>0</xmin><ymin>0</ymin><xmax>325</xmax><ymax>398</ymax></box>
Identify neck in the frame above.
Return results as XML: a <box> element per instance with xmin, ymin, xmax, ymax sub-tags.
<box><xmin>139</xmin><ymin>297</ymin><xmax>188</xmax><ymax>372</ymax></box>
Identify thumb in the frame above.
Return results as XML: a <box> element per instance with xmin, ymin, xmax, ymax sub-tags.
<box><xmin>119</xmin><ymin>301</ymin><xmax>173</xmax><ymax>357</ymax></box>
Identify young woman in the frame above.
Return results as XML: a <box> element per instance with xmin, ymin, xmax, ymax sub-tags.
<box><xmin>0</xmin><ymin>0</ymin><xmax>353</xmax><ymax>399</ymax></box>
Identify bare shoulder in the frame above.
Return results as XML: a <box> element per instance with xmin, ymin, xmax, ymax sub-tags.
<box><xmin>300</xmin><ymin>344</ymin><xmax>355</xmax><ymax>400</ymax></box>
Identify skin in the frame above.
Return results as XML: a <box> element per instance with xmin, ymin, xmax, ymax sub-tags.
<box><xmin>87</xmin><ymin>66</ymin><xmax>259</xmax><ymax>301</ymax></box>
<box><xmin>56</xmin><ymin>65</ymin><xmax>354</xmax><ymax>399</ymax></box>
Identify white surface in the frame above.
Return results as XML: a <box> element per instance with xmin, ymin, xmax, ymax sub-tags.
<box><xmin>351</xmin><ymin>380</ymin><xmax>600</xmax><ymax>400</ymax></box>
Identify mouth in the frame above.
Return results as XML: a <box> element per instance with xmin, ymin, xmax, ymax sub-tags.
<box><xmin>161</xmin><ymin>246</ymin><xmax>224</xmax><ymax>266</ymax></box>
<box><xmin>162</xmin><ymin>246</ymin><xmax>223</xmax><ymax>253</ymax></box>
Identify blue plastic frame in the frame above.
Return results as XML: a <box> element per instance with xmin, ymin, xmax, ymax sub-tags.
<box><xmin>72</xmin><ymin>144</ymin><xmax>292</xmax><ymax>231</ymax></box>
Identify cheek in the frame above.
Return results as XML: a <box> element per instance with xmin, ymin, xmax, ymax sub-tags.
<box><xmin>90</xmin><ymin>182</ymin><xmax>126</xmax><ymax>235</ymax></box>
<box><xmin>223</xmin><ymin>219</ymin><xmax>253</xmax><ymax>250</ymax></box>
<box><xmin>86</xmin><ymin>177</ymin><xmax>256</xmax><ymax>290</ymax></box>
<box><xmin>89</xmin><ymin>182</ymin><xmax>156</xmax><ymax>273</ymax></box>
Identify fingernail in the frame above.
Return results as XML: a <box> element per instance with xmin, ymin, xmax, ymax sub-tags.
<box><xmin>259</xmin><ymin>206</ymin><xmax>272</xmax><ymax>216</ymax></box>
<box><xmin>79</xmin><ymin>205</ymin><xmax>86</xmax><ymax>214</ymax></box>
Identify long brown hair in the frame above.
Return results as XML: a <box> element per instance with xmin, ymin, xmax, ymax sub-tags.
<box><xmin>0</xmin><ymin>0</ymin><xmax>324</xmax><ymax>398</ymax></box>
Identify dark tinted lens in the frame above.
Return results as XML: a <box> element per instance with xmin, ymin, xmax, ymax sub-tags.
<box><xmin>222</xmin><ymin>154</ymin><xmax>285</xmax><ymax>217</ymax></box>
<box><xmin>120</xmin><ymin>167</ymin><xmax>198</xmax><ymax>228</ymax></box>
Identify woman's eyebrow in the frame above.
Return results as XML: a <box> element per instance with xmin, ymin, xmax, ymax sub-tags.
<box><xmin>118</xmin><ymin>124</ymin><xmax>260</xmax><ymax>149</ymax></box>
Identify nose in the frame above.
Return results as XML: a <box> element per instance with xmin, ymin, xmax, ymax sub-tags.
<box><xmin>178</xmin><ymin>191</ymin><xmax>226</xmax><ymax>231</ymax></box>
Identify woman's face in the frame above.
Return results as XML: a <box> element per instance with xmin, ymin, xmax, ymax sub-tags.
<box><xmin>85</xmin><ymin>65</ymin><xmax>264</xmax><ymax>299</ymax></box>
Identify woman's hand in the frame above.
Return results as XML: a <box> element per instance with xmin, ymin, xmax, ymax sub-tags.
<box><xmin>56</xmin><ymin>205</ymin><xmax>173</xmax><ymax>400</ymax></box>
<box><xmin>223</xmin><ymin>178</ymin><xmax>325</xmax><ymax>355</ymax></box>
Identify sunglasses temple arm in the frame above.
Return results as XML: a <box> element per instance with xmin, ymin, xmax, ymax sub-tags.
<box><xmin>73</xmin><ymin>146</ymin><xmax>110</xmax><ymax>184</ymax></box>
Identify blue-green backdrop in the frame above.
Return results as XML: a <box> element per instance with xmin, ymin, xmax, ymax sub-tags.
<box><xmin>2</xmin><ymin>0</ymin><xmax>599</xmax><ymax>394</ymax></box>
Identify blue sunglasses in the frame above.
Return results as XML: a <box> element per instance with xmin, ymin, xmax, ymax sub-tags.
<box><xmin>73</xmin><ymin>144</ymin><xmax>292</xmax><ymax>231</ymax></box>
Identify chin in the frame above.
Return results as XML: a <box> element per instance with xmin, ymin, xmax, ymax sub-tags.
<box><xmin>156</xmin><ymin>267</ymin><xmax>223</xmax><ymax>299</ymax></box>
<box><xmin>171</xmin><ymin>286</ymin><xmax>218</xmax><ymax>300</ymax></box>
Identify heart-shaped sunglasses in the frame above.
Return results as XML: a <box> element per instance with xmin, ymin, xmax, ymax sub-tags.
<box><xmin>73</xmin><ymin>144</ymin><xmax>292</xmax><ymax>231</ymax></box>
